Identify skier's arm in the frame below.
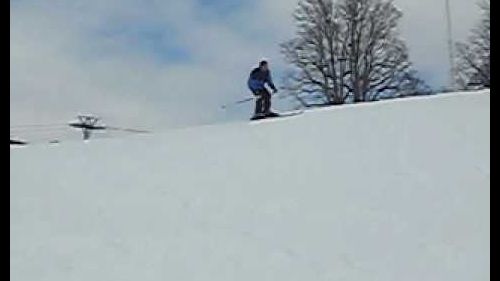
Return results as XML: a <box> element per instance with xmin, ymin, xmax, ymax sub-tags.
<box><xmin>267</xmin><ymin>72</ymin><xmax>278</xmax><ymax>93</ymax></box>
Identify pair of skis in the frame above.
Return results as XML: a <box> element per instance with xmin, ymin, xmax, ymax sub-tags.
<box><xmin>221</xmin><ymin>94</ymin><xmax>304</xmax><ymax>121</ymax></box>
<box><xmin>250</xmin><ymin>110</ymin><xmax>304</xmax><ymax>121</ymax></box>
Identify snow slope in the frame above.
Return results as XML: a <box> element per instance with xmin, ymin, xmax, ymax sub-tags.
<box><xmin>10</xmin><ymin>91</ymin><xmax>490</xmax><ymax>281</ymax></box>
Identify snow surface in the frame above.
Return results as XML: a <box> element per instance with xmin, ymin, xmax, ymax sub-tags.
<box><xmin>11</xmin><ymin>91</ymin><xmax>490</xmax><ymax>281</ymax></box>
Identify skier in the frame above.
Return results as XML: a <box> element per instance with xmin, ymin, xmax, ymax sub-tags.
<box><xmin>247</xmin><ymin>60</ymin><xmax>279</xmax><ymax>120</ymax></box>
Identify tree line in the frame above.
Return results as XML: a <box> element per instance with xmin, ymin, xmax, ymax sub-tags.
<box><xmin>280</xmin><ymin>0</ymin><xmax>489</xmax><ymax>108</ymax></box>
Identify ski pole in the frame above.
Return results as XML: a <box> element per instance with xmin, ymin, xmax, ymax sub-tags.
<box><xmin>221</xmin><ymin>91</ymin><xmax>294</xmax><ymax>109</ymax></box>
<box><xmin>221</xmin><ymin>97</ymin><xmax>255</xmax><ymax>109</ymax></box>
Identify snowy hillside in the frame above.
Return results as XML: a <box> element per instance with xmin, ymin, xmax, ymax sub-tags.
<box><xmin>10</xmin><ymin>91</ymin><xmax>490</xmax><ymax>281</ymax></box>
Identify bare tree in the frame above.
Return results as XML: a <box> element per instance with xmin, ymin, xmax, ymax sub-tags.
<box><xmin>338</xmin><ymin>0</ymin><xmax>427</xmax><ymax>101</ymax></box>
<box><xmin>281</xmin><ymin>0</ymin><xmax>427</xmax><ymax>106</ymax></box>
<box><xmin>455</xmin><ymin>0</ymin><xmax>490</xmax><ymax>89</ymax></box>
<box><xmin>281</xmin><ymin>0</ymin><xmax>346</xmax><ymax>105</ymax></box>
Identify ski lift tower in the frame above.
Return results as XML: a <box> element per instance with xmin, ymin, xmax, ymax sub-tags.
<box><xmin>69</xmin><ymin>115</ymin><xmax>106</xmax><ymax>140</ymax></box>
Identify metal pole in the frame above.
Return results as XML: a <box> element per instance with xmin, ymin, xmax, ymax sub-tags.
<box><xmin>339</xmin><ymin>58</ymin><xmax>346</xmax><ymax>103</ymax></box>
<box><xmin>445</xmin><ymin>0</ymin><xmax>455</xmax><ymax>90</ymax></box>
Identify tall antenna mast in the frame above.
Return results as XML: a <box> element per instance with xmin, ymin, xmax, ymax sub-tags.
<box><xmin>445</xmin><ymin>0</ymin><xmax>455</xmax><ymax>90</ymax></box>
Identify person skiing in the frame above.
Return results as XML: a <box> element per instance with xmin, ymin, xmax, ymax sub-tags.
<box><xmin>247</xmin><ymin>60</ymin><xmax>279</xmax><ymax>120</ymax></box>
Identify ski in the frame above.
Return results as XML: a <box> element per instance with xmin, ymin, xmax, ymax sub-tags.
<box><xmin>250</xmin><ymin>110</ymin><xmax>304</xmax><ymax>121</ymax></box>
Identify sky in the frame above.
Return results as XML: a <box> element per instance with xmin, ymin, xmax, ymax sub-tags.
<box><xmin>10</xmin><ymin>0</ymin><xmax>482</xmax><ymax>131</ymax></box>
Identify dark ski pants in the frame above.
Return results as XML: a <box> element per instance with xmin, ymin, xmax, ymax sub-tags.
<box><xmin>253</xmin><ymin>88</ymin><xmax>271</xmax><ymax>116</ymax></box>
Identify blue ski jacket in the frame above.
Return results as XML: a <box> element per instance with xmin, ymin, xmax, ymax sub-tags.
<box><xmin>247</xmin><ymin>68</ymin><xmax>277</xmax><ymax>92</ymax></box>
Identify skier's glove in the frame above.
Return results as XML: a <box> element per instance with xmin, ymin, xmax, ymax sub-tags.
<box><xmin>272</xmin><ymin>88</ymin><xmax>278</xmax><ymax>94</ymax></box>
